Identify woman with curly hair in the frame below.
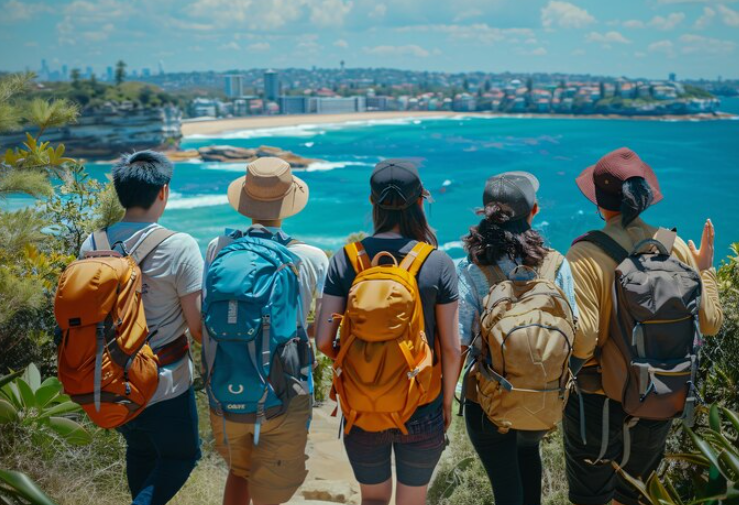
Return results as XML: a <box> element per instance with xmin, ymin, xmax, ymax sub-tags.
<box><xmin>457</xmin><ymin>171</ymin><xmax>579</xmax><ymax>505</ymax></box>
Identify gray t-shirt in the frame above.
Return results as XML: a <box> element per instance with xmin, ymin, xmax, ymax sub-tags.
<box><xmin>80</xmin><ymin>222</ymin><xmax>204</xmax><ymax>406</ymax></box>
<box><xmin>323</xmin><ymin>237</ymin><xmax>459</xmax><ymax>419</ymax></box>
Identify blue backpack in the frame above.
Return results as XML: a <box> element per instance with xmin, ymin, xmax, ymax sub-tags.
<box><xmin>202</xmin><ymin>228</ymin><xmax>312</xmax><ymax>444</ymax></box>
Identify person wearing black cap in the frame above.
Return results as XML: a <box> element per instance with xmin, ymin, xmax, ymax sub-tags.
<box><xmin>564</xmin><ymin>147</ymin><xmax>723</xmax><ymax>505</ymax></box>
<box><xmin>315</xmin><ymin>160</ymin><xmax>461</xmax><ymax>505</ymax></box>
<box><xmin>456</xmin><ymin>171</ymin><xmax>579</xmax><ymax>505</ymax></box>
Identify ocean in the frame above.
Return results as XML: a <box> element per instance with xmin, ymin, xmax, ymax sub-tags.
<box><xmin>7</xmin><ymin>99</ymin><xmax>739</xmax><ymax>261</ymax></box>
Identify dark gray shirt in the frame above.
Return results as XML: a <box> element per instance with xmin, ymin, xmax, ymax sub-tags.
<box><xmin>324</xmin><ymin>237</ymin><xmax>459</xmax><ymax>420</ymax></box>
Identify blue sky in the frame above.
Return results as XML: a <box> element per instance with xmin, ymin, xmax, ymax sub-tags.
<box><xmin>1</xmin><ymin>0</ymin><xmax>738</xmax><ymax>79</ymax></box>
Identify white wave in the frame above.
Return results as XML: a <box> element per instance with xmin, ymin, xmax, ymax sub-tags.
<box><xmin>199</xmin><ymin>162</ymin><xmax>247</xmax><ymax>173</ymax></box>
<box><xmin>306</xmin><ymin>160</ymin><xmax>374</xmax><ymax>172</ymax></box>
<box><xmin>442</xmin><ymin>179</ymin><xmax>452</xmax><ymax>187</ymax></box>
<box><xmin>167</xmin><ymin>194</ymin><xmax>229</xmax><ymax>210</ymax></box>
<box><xmin>440</xmin><ymin>240</ymin><xmax>464</xmax><ymax>252</ymax></box>
<box><xmin>303</xmin><ymin>141</ymin><xmax>315</xmax><ymax>147</ymax></box>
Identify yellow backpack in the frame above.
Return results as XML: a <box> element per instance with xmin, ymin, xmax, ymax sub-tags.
<box><xmin>330</xmin><ymin>241</ymin><xmax>441</xmax><ymax>435</ymax></box>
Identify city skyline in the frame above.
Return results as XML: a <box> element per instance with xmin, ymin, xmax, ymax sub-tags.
<box><xmin>1</xmin><ymin>0</ymin><xmax>738</xmax><ymax>79</ymax></box>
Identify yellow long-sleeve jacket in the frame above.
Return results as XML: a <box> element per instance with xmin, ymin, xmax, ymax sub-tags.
<box><xmin>567</xmin><ymin>215</ymin><xmax>724</xmax><ymax>370</ymax></box>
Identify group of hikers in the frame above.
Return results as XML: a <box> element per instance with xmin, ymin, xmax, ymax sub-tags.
<box><xmin>51</xmin><ymin>146</ymin><xmax>723</xmax><ymax>505</ymax></box>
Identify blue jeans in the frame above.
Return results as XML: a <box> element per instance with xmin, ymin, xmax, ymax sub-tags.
<box><xmin>117</xmin><ymin>387</ymin><xmax>201</xmax><ymax>505</ymax></box>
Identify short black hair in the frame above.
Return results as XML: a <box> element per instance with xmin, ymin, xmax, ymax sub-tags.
<box><xmin>112</xmin><ymin>151</ymin><xmax>173</xmax><ymax>209</ymax></box>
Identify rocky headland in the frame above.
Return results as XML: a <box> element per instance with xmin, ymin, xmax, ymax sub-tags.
<box><xmin>168</xmin><ymin>145</ymin><xmax>321</xmax><ymax>169</ymax></box>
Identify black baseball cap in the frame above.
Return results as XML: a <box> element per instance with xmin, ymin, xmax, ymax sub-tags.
<box><xmin>483</xmin><ymin>171</ymin><xmax>540</xmax><ymax>232</ymax></box>
<box><xmin>370</xmin><ymin>159</ymin><xmax>429</xmax><ymax>210</ymax></box>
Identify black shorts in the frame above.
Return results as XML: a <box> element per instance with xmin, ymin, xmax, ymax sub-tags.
<box><xmin>343</xmin><ymin>408</ymin><xmax>447</xmax><ymax>487</ymax></box>
<box><xmin>563</xmin><ymin>392</ymin><xmax>672</xmax><ymax>505</ymax></box>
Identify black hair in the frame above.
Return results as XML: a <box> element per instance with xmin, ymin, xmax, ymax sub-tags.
<box><xmin>372</xmin><ymin>191</ymin><xmax>438</xmax><ymax>246</ymax></box>
<box><xmin>620</xmin><ymin>176</ymin><xmax>653</xmax><ymax>227</ymax></box>
<box><xmin>111</xmin><ymin>150</ymin><xmax>173</xmax><ymax>209</ymax></box>
<box><xmin>463</xmin><ymin>204</ymin><xmax>547</xmax><ymax>267</ymax></box>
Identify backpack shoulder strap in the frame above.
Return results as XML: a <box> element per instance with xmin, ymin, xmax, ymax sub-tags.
<box><xmin>538</xmin><ymin>250</ymin><xmax>565</xmax><ymax>281</ymax></box>
<box><xmin>399</xmin><ymin>242</ymin><xmax>435</xmax><ymax>276</ymax></box>
<box><xmin>480</xmin><ymin>263</ymin><xmax>507</xmax><ymax>287</ymax></box>
<box><xmin>344</xmin><ymin>241</ymin><xmax>371</xmax><ymax>274</ymax></box>
<box><xmin>92</xmin><ymin>230</ymin><xmax>111</xmax><ymax>251</ymax></box>
<box><xmin>574</xmin><ymin>230</ymin><xmax>629</xmax><ymax>264</ymax></box>
<box><xmin>130</xmin><ymin>228</ymin><xmax>177</xmax><ymax>265</ymax></box>
<box><xmin>654</xmin><ymin>227</ymin><xmax>677</xmax><ymax>255</ymax></box>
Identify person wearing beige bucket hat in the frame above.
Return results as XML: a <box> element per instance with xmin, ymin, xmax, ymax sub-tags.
<box><xmin>562</xmin><ymin>147</ymin><xmax>723</xmax><ymax>505</ymax></box>
<box><xmin>203</xmin><ymin>157</ymin><xmax>328</xmax><ymax>505</ymax></box>
<box><xmin>227</xmin><ymin>156</ymin><xmax>309</xmax><ymax>220</ymax></box>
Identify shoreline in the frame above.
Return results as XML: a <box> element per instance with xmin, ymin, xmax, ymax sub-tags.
<box><xmin>181</xmin><ymin>110</ymin><xmax>737</xmax><ymax>136</ymax></box>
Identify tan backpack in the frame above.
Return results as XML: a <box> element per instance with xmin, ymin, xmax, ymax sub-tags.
<box><xmin>330</xmin><ymin>241</ymin><xmax>441</xmax><ymax>435</ymax></box>
<box><xmin>463</xmin><ymin>251</ymin><xmax>576</xmax><ymax>433</ymax></box>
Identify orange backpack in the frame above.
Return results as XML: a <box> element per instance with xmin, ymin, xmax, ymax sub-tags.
<box><xmin>54</xmin><ymin>228</ymin><xmax>176</xmax><ymax>429</ymax></box>
<box><xmin>330</xmin><ymin>241</ymin><xmax>441</xmax><ymax>435</ymax></box>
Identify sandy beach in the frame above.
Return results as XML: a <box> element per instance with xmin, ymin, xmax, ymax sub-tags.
<box><xmin>181</xmin><ymin>110</ymin><xmax>736</xmax><ymax>137</ymax></box>
<box><xmin>181</xmin><ymin>111</ymin><xmax>458</xmax><ymax>137</ymax></box>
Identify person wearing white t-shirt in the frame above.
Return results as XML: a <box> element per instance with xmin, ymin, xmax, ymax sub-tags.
<box><xmin>203</xmin><ymin>157</ymin><xmax>328</xmax><ymax>505</ymax></box>
<box><xmin>79</xmin><ymin>151</ymin><xmax>202</xmax><ymax>505</ymax></box>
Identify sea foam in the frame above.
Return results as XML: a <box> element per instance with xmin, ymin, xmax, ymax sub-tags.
<box><xmin>167</xmin><ymin>194</ymin><xmax>229</xmax><ymax>210</ymax></box>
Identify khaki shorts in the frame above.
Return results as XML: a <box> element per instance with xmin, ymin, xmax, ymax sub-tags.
<box><xmin>210</xmin><ymin>395</ymin><xmax>310</xmax><ymax>504</ymax></box>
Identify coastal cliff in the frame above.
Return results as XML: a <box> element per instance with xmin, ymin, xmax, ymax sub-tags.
<box><xmin>0</xmin><ymin>102</ymin><xmax>182</xmax><ymax>159</ymax></box>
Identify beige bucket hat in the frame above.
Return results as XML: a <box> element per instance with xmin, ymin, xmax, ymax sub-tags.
<box><xmin>227</xmin><ymin>157</ymin><xmax>309</xmax><ymax>220</ymax></box>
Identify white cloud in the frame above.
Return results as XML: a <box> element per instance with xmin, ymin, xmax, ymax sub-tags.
<box><xmin>368</xmin><ymin>3</ymin><xmax>386</xmax><ymax>19</ymax></box>
<box><xmin>310</xmin><ymin>0</ymin><xmax>353</xmax><ymax>27</ymax></box>
<box><xmin>247</xmin><ymin>42</ymin><xmax>271</xmax><ymax>52</ymax></box>
<box><xmin>586</xmin><ymin>31</ymin><xmax>631</xmax><ymax>44</ymax></box>
<box><xmin>657</xmin><ymin>0</ymin><xmax>736</xmax><ymax>4</ymax></box>
<box><xmin>541</xmin><ymin>1</ymin><xmax>595</xmax><ymax>29</ymax></box>
<box><xmin>453</xmin><ymin>8</ymin><xmax>483</xmax><ymax>22</ymax></box>
<box><xmin>680</xmin><ymin>34</ymin><xmax>735</xmax><ymax>54</ymax></box>
<box><xmin>572</xmin><ymin>48</ymin><xmax>586</xmax><ymax>56</ymax></box>
<box><xmin>717</xmin><ymin>4</ymin><xmax>739</xmax><ymax>25</ymax></box>
<box><xmin>649</xmin><ymin>12</ymin><xmax>686</xmax><ymax>30</ymax></box>
<box><xmin>649</xmin><ymin>39</ymin><xmax>676</xmax><ymax>57</ymax></box>
<box><xmin>219</xmin><ymin>41</ymin><xmax>241</xmax><ymax>51</ymax></box>
<box><xmin>333</xmin><ymin>39</ymin><xmax>349</xmax><ymax>48</ymax></box>
<box><xmin>635</xmin><ymin>51</ymin><xmax>647</xmax><ymax>58</ymax></box>
<box><xmin>56</xmin><ymin>0</ymin><xmax>129</xmax><ymax>45</ymax></box>
<box><xmin>623</xmin><ymin>19</ymin><xmax>646</xmax><ymax>28</ymax></box>
<box><xmin>527</xmin><ymin>47</ymin><xmax>548</xmax><ymax>56</ymax></box>
<box><xmin>0</xmin><ymin>0</ymin><xmax>50</xmax><ymax>22</ymax></box>
<box><xmin>296</xmin><ymin>34</ymin><xmax>321</xmax><ymax>53</ymax></box>
<box><xmin>398</xmin><ymin>24</ymin><xmax>535</xmax><ymax>46</ymax></box>
<box><xmin>694</xmin><ymin>7</ymin><xmax>716</xmax><ymax>28</ymax></box>
<box><xmin>364</xmin><ymin>44</ymin><xmax>433</xmax><ymax>58</ymax></box>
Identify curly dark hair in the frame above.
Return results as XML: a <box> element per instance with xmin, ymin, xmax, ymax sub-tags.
<box><xmin>463</xmin><ymin>203</ymin><xmax>547</xmax><ymax>267</ymax></box>
<box><xmin>620</xmin><ymin>176</ymin><xmax>654</xmax><ymax>227</ymax></box>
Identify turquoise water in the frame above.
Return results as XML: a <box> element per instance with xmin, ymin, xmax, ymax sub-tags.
<box><xmin>6</xmin><ymin>99</ymin><xmax>739</xmax><ymax>261</ymax></box>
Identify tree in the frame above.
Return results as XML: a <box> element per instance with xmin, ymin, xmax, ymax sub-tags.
<box><xmin>70</xmin><ymin>68</ymin><xmax>81</xmax><ymax>88</ymax></box>
<box><xmin>115</xmin><ymin>60</ymin><xmax>126</xmax><ymax>86</ymax></box>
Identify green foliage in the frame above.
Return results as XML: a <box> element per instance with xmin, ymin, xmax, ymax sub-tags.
<box><xmin>25</xmin><ymin>100</ymin><xmax>78</xmax><ymax>138</ymax></box>
<box><xmin>0</xmin><ymin>469</ymin><xmax>59</xmax><ymax>505</ymax></box>
<box><xmin>0</xmin><ymin>364</ymin><xmax>91</xmax><ymax>446</ymax></box>
<box><xmin>682</xmin><ymin>85</ymin><xmax>715</xmax><ymax>100</ymax></box>
<box><xmin>115</xmin><ymin>60</ymin><xmax>126</xmax><ymax>86</ymax></box>
<box><xmin>312</xmin><ymin>352</ymin><xmax>333</xmax><ymax>404</ymax></box>
<box><xmin>622</xmin><ymin>405</ymin><xmax>739</xmax><ymax>505</ymax></box>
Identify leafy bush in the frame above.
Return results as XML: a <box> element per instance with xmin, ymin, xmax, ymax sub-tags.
<box><xmin>0</xmin><ymin>469</ymin><xmax>59</xmax><ymax>505</ymax></box>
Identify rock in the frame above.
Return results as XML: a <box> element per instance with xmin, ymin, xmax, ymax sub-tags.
<box><xmin>299</xmin><ymin>480</ymin><xmax>356</xmax><ymax>504</ymax></box>
<box><xmin>166</xmin><ymin>149</ymin><xmax>200</xmax><ymax>161</ymax></box>
<box><xmin>193</xmin><ymin>144</ymin><xmax>319</xmax><ymax>169</ymax></box>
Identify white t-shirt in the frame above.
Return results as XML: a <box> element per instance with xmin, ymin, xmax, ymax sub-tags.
<box><xmin>80</xmin><ymin>222</ymin><xmax>204</xmax><ymax>406</ymax></box>
<box><xmin>203</xmin><ymin>226</ymin><xmax>329</xmax><ymax>323</ymax></box>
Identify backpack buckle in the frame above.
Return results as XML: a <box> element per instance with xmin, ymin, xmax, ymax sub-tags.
<box><xmin>407</xmin><ymin>367</ymin><xmax>420</xmax><ymax>380</ymax></box>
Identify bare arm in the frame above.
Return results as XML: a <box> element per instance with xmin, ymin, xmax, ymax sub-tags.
<box><xmin>180</xmin><ymin>291</ymin><xmax>202</xmax><ymax>343</ymax></box>
<box><xmin>436</xmin><ymin>301</ymin><xmax>462</xmax><ymax>431</ymax></box>
<box><xmin>315</xmin><ymin>294</ymin><xmax>346</xmax><ymax>360</ymax></box>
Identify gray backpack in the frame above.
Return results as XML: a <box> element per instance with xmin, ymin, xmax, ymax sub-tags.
<box><xmin>575</xmin><ymin>228</ymin><xmax>702</xmax><ymax>464</ymax></box>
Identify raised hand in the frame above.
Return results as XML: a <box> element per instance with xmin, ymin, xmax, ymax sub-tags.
<box><xmin>688</xmin><ymin>219</ymin><xmax>715</xmax><ymax>272</ymax></box>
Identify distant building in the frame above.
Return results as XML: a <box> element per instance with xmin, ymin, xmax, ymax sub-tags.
<box><xmin>224</xmin><ymin>74</ymin><xmax>244</xmax><ymax>98</ymax></box>
<box><xmin>279</xmin><ymin>96</ymin><xmax>308</xmax><ymax>115</ymax></box>
<box><xmin>264</xmin><ymin>70</ymin><xmax>280</xmax><ymax>101</ymax></box>
<box><xmin>86</xmin><ymin>66</ymin><xmax>93</xmax><ymax>79</ymax></box>
<box><xmin>62</xmin><ymin>65</ymin><xmax>68</xmax><ymax>81</ymax></box>
<box><xmin>190</xmin><ymin>98</ymin><xmax>220</xmax><ymax>118</ymax></box>
<box><xmin>106</xmin><ymin>66</ymin><xmax>114</xmax><ymax>82</ymax></box>
<box><xmin>309</xmin><ymin>96</ymin><xmax>366</xmax><ymax>114</ymax></box>
<box><xmin>142</xmin><ymin>68</ymin><xmax>151</xmax><ymax>77</ymax></box>
<box><xmin>366</xmin><ymin>96</ymin><xmax>389</xmax><ymax>111</ymax></box>
<box><xmin>452</xmin><ymin>93</ymin><xmax>477</xmax><ymax>112</ymax></box>
<box><xmin>669</xmin><ymin>73</ymin><xmax>677</xmax><ymax>82</ymax></box>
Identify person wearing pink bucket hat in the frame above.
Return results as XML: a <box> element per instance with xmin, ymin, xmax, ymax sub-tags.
<box><xmin>563</xmin><ymin>147</ymin><xmax>723</xmax><ymax>505</ymax></box>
